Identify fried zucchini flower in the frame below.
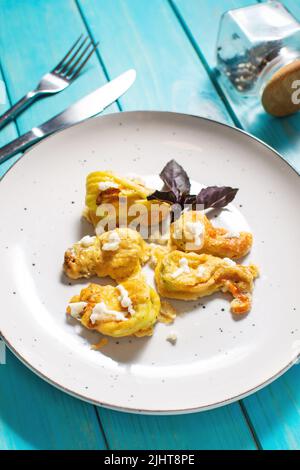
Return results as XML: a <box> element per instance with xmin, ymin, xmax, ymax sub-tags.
<box><xmin>155</xmin><ymin>250</ymin><xmax>258</xmax><ymax>314</ymax></box>
<box><xmin>66</xmin><ymin>275</ymin><xmax>160</xmax><ymax>338</ymax></box>
<box><xmin>170</xmin><ymin>211</ymin><xmax>253</xmax><ymax>259</ymax></box>
<box><xmin>64</xmin><ymin>228</ymin><xmax>149</xmax><ymax>282</ymax></box>
<box><xmin>84</xmin><ymin>171</ymin><xmax>169</xmax><ymax>233</ymax></box>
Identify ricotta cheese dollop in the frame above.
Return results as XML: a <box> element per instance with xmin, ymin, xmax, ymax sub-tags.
<box><xmin>79</xmin><ymin>235</ymin><xmax>96</xmax><ymax>248</ymax></box>
<box><xmin>196</xmin><ymin>265</ymin><xmax>207</xmax><ymax>278</ymax></box>
<box><xmin>223</xmin><ymin>230</ymin><xmax>240</xmax><ymax>239</ymax></box>
<box><xmin>171</xmin><ymin>257</ymin><xmax>191</xmax><ymax>278</ymax></box>
<box><xmin>90</xmin><ymin>302</ymin><xmax>128</xmax><ymax>324</ymax></box>
<box><xmin>117</xmin><ymin>284</ymin><xmax>135</xmax><ymax>315</ymax></box>
<box><xmin>102</xmin><ymin>231</ymin><xmax>121</xmax><ymax>251</ymax></box>
<box><xmin>185</xmin><ymin>221</ymin><xmax>205</xmax><ymax>248</ymax></box>
<box><xmin>68</xmin><ymin>302</ymin><xmax>88</xmax><ymax>319</ymax></box>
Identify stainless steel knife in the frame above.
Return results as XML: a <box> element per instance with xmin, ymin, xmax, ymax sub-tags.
<box><xmin>0</xmin><ymin>69</ymin><xmax>136</xmax><ymax>165</ymax></box>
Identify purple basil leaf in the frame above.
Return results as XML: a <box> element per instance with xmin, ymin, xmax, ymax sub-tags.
<box><xmin>196</xmin><ymin>186</ymin><xmax>239</xmax><ymax>209</ymax></box>
<box><xmin>183</xmin><ymin>194</ymin><xmax>197</xmax><ymax>207</ymax></box>
<box><xmin>147</xmin><ymin>190</ymin><xmax>177</xmax><ymax>204</ymax></box>
<box><xmin>160</xmin><ymin>159</ymin><xmax>191</xmax><ymax>199</ymax></box>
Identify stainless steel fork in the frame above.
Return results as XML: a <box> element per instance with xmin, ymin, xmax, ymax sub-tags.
<box><xmin>0</xmin><ymin>35</ymin><xmax>98</xmax><ymax>130</ymax></box>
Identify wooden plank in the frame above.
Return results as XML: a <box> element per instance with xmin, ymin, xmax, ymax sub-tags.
<box><xmin>0</xmin><ymin>350</ymin><xmax>106</xmax><ymax>449</ymax></box>
<box><xmin>0</xmin><ymin>68</ymin><xmax>20</xmax><ymax>175</ymax></box>
<box><xmin>0</xmin><ymin>0</ymin><xmax>111</xmax><ymax>450</ymax></box>
<box><xmin>77</xmin><ymin>0</ymin><xmax>231</xmax><ymax>122</ymax></box>
<box><xmin>242</xmin><ymin>0</ymin><xmax>300</xmax><ymax>450</ymax></box>
<box><xmin>0</xmin><ymin>0</ymin><xmax>118</xmax><ymax>135</ymax></box>
<box><xmin>243</xmin><ymin>367</ymin><xmax>300</xmax><ymax>450</ymax></box>
<box><xmin>172</xmin><ymin>0</ymin><xmax>300</xmax><ymax>170</ymax></box>
<box><xmin>78</xmin><ymin>0</ymin><xmax>257</xmax><ymax>450</ymax></box>
<box><xmin>171</xmin><ymin>0</ymin><xmax>255</xmax><ymax>65</ymax></box>
<box><xmin>98</xmin><ymin>406</ymin><xmax>256</xmax><ymax>450</ymax></box>
<box><xmin>172</xmin><ymin>0</ymin><xmax>300</xmax><ymax>450</ymax></box>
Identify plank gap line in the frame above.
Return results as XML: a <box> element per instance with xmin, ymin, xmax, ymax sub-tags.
<box><xmin>75</xmin><ymin>0</ymin><xmax>122</xmax><ymax>112</ymax></box>
<box><xmin>168</xmin><ymin>0</ymin><xmax>242</xmax><ymax>129</ymax></box>
<box><xmin>0</xmin><ymin>59</ymin><xmax>21</xmax><ymax>136</ymax></box>
<box><xmin>239</xmin><ymin>401</ymin><xmax>263</xmax><ymax>450</ymax></box>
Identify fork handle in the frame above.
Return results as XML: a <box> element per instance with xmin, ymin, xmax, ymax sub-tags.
<box><xmin>0</xmin><ymin>91</ymin><xmax>39</xmax><ymax>131</ymax></box>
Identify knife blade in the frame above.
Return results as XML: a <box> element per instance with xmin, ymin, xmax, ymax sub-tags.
<box><xmin>0</xmin><ymin>69</ymin><xmax>136</xmax><ymax>165</ymax></box>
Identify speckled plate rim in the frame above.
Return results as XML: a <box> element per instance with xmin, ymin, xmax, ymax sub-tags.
<box><xmin>2</xmin><ymin>329</ymin><xmax>297</xmax><ymax>415</ymax></box>
<box><xmin>0</xmin><ymin>110</ymin><xmax>299</xmax><ymax>415</ymax></box>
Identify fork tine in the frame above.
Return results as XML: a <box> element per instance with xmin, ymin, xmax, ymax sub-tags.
<box><xmin>68</xmin><ymin>42</ymin><xmax>99</xmax><ymax>80</ymax></box>
<box><xmin>58</xmin><ymin>36</ymin><xmax>89</xmax><ymax>74</ymax></box>
<box><xmin>65</xmin><ymin>40</ymin><xmax>93</xmax><ymax>77</ymax></box>
<box><xmin>53</xmin><ymin>34</ymin><xmax>83</xmax><ymax>72</ymax></box>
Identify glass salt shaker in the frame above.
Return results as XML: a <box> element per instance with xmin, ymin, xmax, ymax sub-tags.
<box><xmin>216</xmin><ymin>1</ymin><xmax>300</xmax><ymax>116</ymax></box>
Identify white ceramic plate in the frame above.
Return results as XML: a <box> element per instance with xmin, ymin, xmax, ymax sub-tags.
<box><xmin>1</xmin><ymin>111</ymin><xmax>300</xmax><ymax>414</ymax></box>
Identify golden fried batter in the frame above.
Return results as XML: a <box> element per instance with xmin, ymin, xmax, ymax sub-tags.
<box><xmin>84</xmin><ymin>171</ymin><xmax>169</xmax><ymax>230</ymax></box>
<box><xmin>171</xmin><ymin>211</ymin><xmax>253</xmax><ymax>259</ymax></box>
<box><xmin>64</xmin><ymin>228</ymin><xmax>149</xmax><ymax>282</ymax></box>
<box><xmin>155</xmin><ymin>250</ymin><xmax>258</xmax><ymax>314</ymax></box>
<box><xmin>66</xmin><ymin>275</ymin><xmax>160</xmax><ymax>338</ymax></box>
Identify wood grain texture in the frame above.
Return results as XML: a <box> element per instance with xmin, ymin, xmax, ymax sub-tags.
<box><xmin>0</xmin><ymin>0</ymin><xmax>118</xmax><ymax>134</ymax></box>
<box><xmin>172</xmin><ymin>0</ymin><xmax>300</xmax><ymax>170</ymax></box>
<box><xmin>98</xmin><ymin>406</ymin><xmax>256</xmax><ymax>450</ymax></box>
<box><xmin>0</xmin><ymin>67</ymin><xmax>20</xmax><ymax>176</ymax></box>
<box><xmin>77</xmin><ymin>0</ymin><xmax>231</xmax><ymax>122</ymax></box>
<box><xmin>2</xmin><ymin>0</ymin><xmax>297</xmax><ymax>451</ymax></box>
<box><xmin>173</xmin><ymin>0</ymin><xmax>300</xmax><ymax>450</ymax></box>
<box><xmin>78</xmin><ymin>0</ymin><xmax>257</xmax><ymax>451</ymax></box>
<box><xmin>0</xmin><ymin>0</ymin><xmax>112</xmax><ymax>450</ymax></box>
<box><xmin>0</xmin><ymin>350</ymin><xmax>106</xmax><ymax>449</ymax></box>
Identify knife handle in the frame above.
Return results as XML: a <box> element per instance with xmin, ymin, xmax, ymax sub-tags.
<box><xmin>0</xmin><ymin>128</ymin><xmax>43</xmax><ymax>165</ymax></box>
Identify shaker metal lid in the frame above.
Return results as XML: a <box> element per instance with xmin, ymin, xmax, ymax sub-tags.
<box><xmin>262</xmin><ymin>59</ymin><xmax>300</xmax><ymax>117</ymax></box>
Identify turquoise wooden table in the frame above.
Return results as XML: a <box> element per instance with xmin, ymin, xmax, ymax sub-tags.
<box><xmin>1</xmin><ymin>0</ymin><xmax>300</xmax><ymax>450</ymax></box>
